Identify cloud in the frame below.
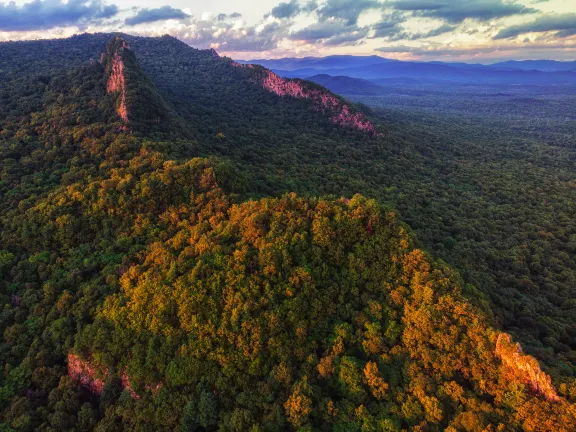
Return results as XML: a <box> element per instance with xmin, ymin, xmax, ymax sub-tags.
<box><xmin>0</xmin><ymin>0</ymin><xmax>118</xmax><ymax>31</ymax></box>
<box><xmin>418</xmin><ymin>23</ymin><xmax>457</xmax><ymax>38</ymax></box>
<box><xmin>494</xmin><ymin>13</ymin><xmax>576</xmax><ymax>39</ymax></box>
<box><xmin>217</xmin><ymin>12</ymin><xmax>242</xmax><ymax>21</ymax></box>
<box><xmin>125</xmin><ymin>6</ymin><xmax>189</xmax><ymax>26</ymax></box>
<box><xmin>317</xmin><ymin>0</ymin><xmax>380</xmax><ymax>25</ymax></box>
<box><xmin>268</xmin><ymin>0</ymin><xmax>317</xmax><ymax>19</ymax></box>
<box><xmin>271</xmin><ymin>0</ymin><xmax>301</xmax><ymax>19</ymax></box>
<box><xmin>324</xmin><ymin>27</ymin><xmax>370</xmax><ymax>46</ymax></box>
<box><xmin>397</xmin><ymin>23</ymin><xmax>458</xmax><ymax>41</ymax></box>
<box><xmin>389</xmin><ymin>0</ymin><xmax>537</xmax><ymax>23</ymax></box>
<box><xmin>289</xmin><ymin>21</ymin><xmax>368</xmax><ymax>45</ymax></box>
<box><xmin>372</xmin><ymin>12</ymin><xmax>408</xmax><ymax>38</ymax></box>
<box><xmin>178</xmin><ymin>17</ymin><xmax>290</xmax><ymax>52</ymax></box>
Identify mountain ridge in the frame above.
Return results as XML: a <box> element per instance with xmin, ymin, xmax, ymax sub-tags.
<box><xmin>239</xmin><ymin>55</ymin><xmax>576</xmax><ymax>85</ymax></box>
<box><xmin>239</xmin><ymin>55</ymin><xmax>576</xmax><ymax>73</ymax></box>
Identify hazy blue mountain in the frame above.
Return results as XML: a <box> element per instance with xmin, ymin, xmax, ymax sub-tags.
<box><xmin>307</xmin><ymin>74</ymin><xmax>387</xmax><ymax>95</ymax></box>
<box><xmin>270</xmin><ymin>63</ymin><xmax>576</xmax><ymax>85</ymax></box>
<box><xmin>237</xmin><ymin>55</ymin><xmax>395</xmax><ymax>71</ymax></box>
<box><xmin>241</xmin><ymin>55</ymin><xmax>576</xmax><ymax>85</ymax></box>
<box><xmin>489</xmin><ymin>60</ymin><xmax>576</xmax><ymax>72</ymax></box>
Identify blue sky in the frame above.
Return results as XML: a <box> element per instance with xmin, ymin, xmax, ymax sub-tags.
<box><xmin>0</xmin><ymin>0</ymin><xmax>575</xmax><ymax>62</ymax></box>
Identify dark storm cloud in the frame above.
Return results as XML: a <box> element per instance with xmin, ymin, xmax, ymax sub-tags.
<box><xmin>317</xmin><ymin>0</ymin><xmax>381</xmax><ymax>25</ymax></box>
<box><xmin>389</xmin><ymin>0</ymin><xmax>537</xmax><ymax>23</ymax></box>
<box><xmin>0</xmin><ymin>0</ymin><xmax>118</xmax><ymax>31</ymax></box>
<box><xmin>125</xmin><ymin>6</ymin><xmax>189</xmax><ymax>26</ymax></box>
<box><xmin>494</xmin><ymin>13</ymin><xmax>576</xmax><ymax>39</ymax></box>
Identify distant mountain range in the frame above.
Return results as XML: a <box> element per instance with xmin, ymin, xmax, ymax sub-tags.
<box><xmin>238</xmin><ymin>56</ymin><xmax>576</xmax><ymax>85</ymax></box>
<box><xmin>489</xmin><ymin>59</ymin><xmax>576</xmax><ymax>72</ymax></box>
<box><xmin>307</xmin><ymin>74</ymin><xmax>389</xmax><ymax>95</ymax></box>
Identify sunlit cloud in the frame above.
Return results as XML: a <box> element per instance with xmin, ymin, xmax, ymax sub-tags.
<box><xmin>0</xmin><ymin>0</ymin><xmax>575</xmax><ymax>61</ymax></box>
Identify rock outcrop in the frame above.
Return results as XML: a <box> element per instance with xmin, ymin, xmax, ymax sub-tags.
<box><xmin>495</xmin><ymin>333</ymin><xmax>561</xmax><ymax>402</ymax></box>
<box><xmin>230</xmin><ymin>59</ymin><xmax>379</xmax><ymax>136</ymax></box>
<box><xmin>68</xmin><ymin>353</ymin><xmax>161</xmax><ymax>398</ymax></box>
<box><xmin>68</xmin><ymin>353</ymin><xmax>108</xmax><ymax>394</ymax></box>
<box><xmin>101</xmin><ymin>37</ymin><xmax>130</xmax><ymax>122</ymax></box>
<box><xmin>260</xmin><ymin>69</ymin><xmax>379</xmax><ymax>136</ymax></box>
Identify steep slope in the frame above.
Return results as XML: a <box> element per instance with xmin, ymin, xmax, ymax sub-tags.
<box><xmin>238</xmin><ymin>65</ymin><xmax>379</xmax><ymax>134</ymax></box>
<box><xmin>102</xmin><ymin>37</ymin><xmax>130</xmax><ymax>122</ymax></box>
<box><xmin>0</xmin><ymin>33</ymin><xmax>382</xmax><ymax>141</ymax></box>
<box><xmin>125</xmin><ymin>35</ymin><xmax>381</xmax><ymax>137</ymax></box>
<box><xmin>100</xmin><ymin>36</ymin><xmax>185</xmax><ymax>137</ymax></box>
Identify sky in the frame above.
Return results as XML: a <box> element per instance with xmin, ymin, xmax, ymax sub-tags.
<box><xmin>0</xmin><ymin>0</ymin><xmax>575</xmax><ymax>62</ymax></box>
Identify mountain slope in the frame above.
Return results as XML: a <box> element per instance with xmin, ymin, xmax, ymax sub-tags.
<box><xmin>1</xmin><ymin>34</ymin><xmax>576</xmax><ymax>431</ymax></box>
<box><xmin>100</xmin><ymin>36</ymin><xmax>184</xmax><ymax>136</ymax></box>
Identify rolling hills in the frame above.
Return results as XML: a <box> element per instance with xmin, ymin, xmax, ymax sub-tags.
<box><xmin>0</xmin><ymin>33</ymin><xmax>576</xmax><ymax>431</ymax></box>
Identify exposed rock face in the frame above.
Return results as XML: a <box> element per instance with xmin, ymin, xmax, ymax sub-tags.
<box><xmin>102</xmin><ymin>37</ymin><xmax>129</xmax><ymax>122</ymax></box>
<box><xmin>495</xmin><ymin>333</ymin><xmax>561</xmax><ymax>402</ymax></box>
<box><xmin>67</xmin><ymin>353</ymin><xmax>161</xmax><ymax>398</ymax></box>
<box><xmin>68</xmin><ymin>353</ymin><xmax>108</xmax><ymax>394</ymax></box>
<box><xmin>260</xmin><ymin>70</ymin><xmax>379</xmax><ymax>136</ymax></box>
<box><xmin>121</xmin><ymin>370</ymin><xmax>140</xmax><ymax>399</ymax></box>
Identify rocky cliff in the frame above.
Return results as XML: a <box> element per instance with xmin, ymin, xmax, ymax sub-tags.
<box><xmin>261</xmin><ymin>70</ymin><xmax>379</xmax><ymax>135</ymax></box>
<box><xmin>232</xmin><ymin>61</ymin><xmax>379</xmax><ymax>136</ymax></box>
<box><xmin>67</xmin><ymin>353</ymin><xmax>109</xmax><ymax>394</ymax></box>
<box><xmin>68</xmin><ymin>353</ymin><xmax>161</xmax><ymax>398</ymax></box>
<box><xmin>495</xmin><ymin>333</ymin><xmax>561</xmax><ymax>402</ymax></box>
<box><xmin>101</xmin><ymin>37</ymin><xmax>130</xmax><ymax>122</ymax></box>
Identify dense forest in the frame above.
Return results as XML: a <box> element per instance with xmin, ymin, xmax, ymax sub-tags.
<box><xmin>0</xmin><ymin>33</ymin><xmax>575</xmax><ymax>431</ymax></box>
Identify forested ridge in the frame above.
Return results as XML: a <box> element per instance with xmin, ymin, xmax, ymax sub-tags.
<box><xmin>0</xmin><ymin>34</ymin><xmax>575</xmax><ymax>431</ymax></box>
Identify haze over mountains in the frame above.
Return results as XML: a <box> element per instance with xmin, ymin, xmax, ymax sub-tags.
<box><xmin>238</xmin><ymin>56</ymin><xmax>576</xmax><ymax>85</ymax></box>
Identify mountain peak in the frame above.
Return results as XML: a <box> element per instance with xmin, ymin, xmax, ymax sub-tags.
<box><xmin>98</xmin><ymin>36</ymin><xmax>184</xmax><ymax>135</ymax></box>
